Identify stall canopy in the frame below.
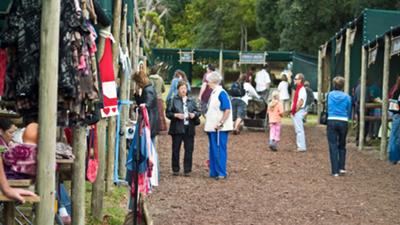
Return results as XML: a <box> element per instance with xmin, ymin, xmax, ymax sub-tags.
<box><xmin>364</xmin><ymin>25</ymin><xmax>400</xmax><ymax>87</ymax></box>
<box><xmin>151</xmin><ymin>48</ymin><xmax>318</xmax><ymax>90</ymax></box>
<box><xmin>323</xmin><ymin>8</ymin><xmax>400</xmax><ymax>90</ymax></box>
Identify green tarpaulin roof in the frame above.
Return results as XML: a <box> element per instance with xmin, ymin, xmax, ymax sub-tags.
<box><xmin>327</xmin><ymin>8</ymin><xmax>400</xmax><ymax>46</ymax></box>
<box><xmin>152</xmin><ymin>48</ymin><xmax>295</xmax><ymax>62</ymax></box>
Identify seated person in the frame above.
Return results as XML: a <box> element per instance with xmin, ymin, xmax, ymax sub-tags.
<box><xmin>0</xmin><ymin>119</ymin><xmax>36</xmax><ymax>203</ymax></box>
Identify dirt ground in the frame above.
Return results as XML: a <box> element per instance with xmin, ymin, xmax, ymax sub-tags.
<box><xmin>147</xmin><ymin>122</ymin><xmax>400</xmax><ymax>225</ymax></box>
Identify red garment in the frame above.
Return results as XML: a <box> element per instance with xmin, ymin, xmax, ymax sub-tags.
<box><xmin>0</xmin><ymin>49</ymin><xmax>7</xmax><ymax>96</ymax></box>
<box><xmin>291</xmin><ymin>83</ymin><xmax>304</xmax><ymax>115</ymax></box>
<box><xmin>98</xmin><ymin>38</ymin><xmax>118</xmax><ymax>117</ymax></box>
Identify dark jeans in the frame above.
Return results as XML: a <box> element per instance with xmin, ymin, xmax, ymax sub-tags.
<box><xmin>171</xmin><ymin>131</ymin><xmax>195</xmax><ymax>173</ymax></box>
<box><xmin>327</xmin><ymin>120</ymin><xmax>348</xmax><ymax>175</ymax></box>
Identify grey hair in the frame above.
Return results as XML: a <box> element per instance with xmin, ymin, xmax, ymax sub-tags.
<box><xmin>207</xmin><ymin>71</ymin><xmax>222</xmax><ymax>84</ymax></box>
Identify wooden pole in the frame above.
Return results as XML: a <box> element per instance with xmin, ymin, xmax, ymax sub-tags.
<box><xmin>119</xmin><ymin>3</ymin><xmax>128</xmax><ymax>178</ymax></box>
<box><xmin>105</xmin><ymin>0</ymin><xmax>122</xmax><ymax>192</ymax></box>
<box><xmin>94</xmin><ymin>28</ymin><xmax>115</xmax><ymax>193</ymax></box>
<box><xmin>219</xmin><ymin>49</ymin><xmax>224</xmax><ymax>80</ymax></box>
<box><xmin>380</xmin><ymin>35</ymin><xmax>390</xmax><ymax>160</ymax></box>
<box><xmin>317</xmin><ymin>49</ymin><xmax>323</xmax><ymax>122</ymax></box>
<box><xmin>344</xmin><ymin>28</ymin><xmax>351</xmax><ymax>94</ymax></box>
<box><xmin>71</xmin><ymin>126</ymin><xmax>87</xmax><ymax>225</ymax></box>
<box><xmin>91</xmin><ymin>119</ymin><xmax>107</xmax><ymax>219</ymax></box>
<box><xmin>35</xmin><ymin>1</ymin><xmax>60</xmax><ymax>224</ymax></box>
<box><xmin>358</xmin><ymin>47</ymin><xmax>367</xmax><ymax>150</ymax></box>
<box><xmin>112</xmin><ymin>0</ymin><xmax>122</xmax><ymax>74</ymax></box>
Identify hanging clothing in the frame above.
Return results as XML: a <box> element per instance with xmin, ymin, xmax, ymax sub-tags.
<box><xmin>0</xmin><ymin>49</ymin><xmax>7</xmax><ymax>96</ymax></box>
<box><xmin>98</xmin><ymin>38</ymin><xmax>118</xmax><ymax>117</ymax></box>
<box><xmin>126</xmin><ymin>106</ymin><xmax>159</xmax><ymax>195</ymax></box>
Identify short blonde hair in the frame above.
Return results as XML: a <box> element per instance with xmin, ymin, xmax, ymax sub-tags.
<box><xmin>332</xmin><ymin>76</ymin><xmax>345</xmax><ymax>90</ymax></box>
<box><xmin>207</xmin><ymin>71</ymin><xmax>222</xmax><ymax>84</ymax></box>
<box><xmin>271</xmin><ymin>90</ymin><xmax>280</xmax><ymax>100</ymax></box>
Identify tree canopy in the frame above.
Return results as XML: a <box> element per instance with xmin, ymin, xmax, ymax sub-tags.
<box><xmin>155</xmin><ymin>0</ymin><xmax>400</xmax><ymax>55</ymax></box>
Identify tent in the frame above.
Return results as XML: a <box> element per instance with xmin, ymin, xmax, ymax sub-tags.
<box><xmin>151</xmin><ymin>48</ymin><xmax>318</xmax><ymax>90</ymax></box>
<box><xmin>320</xmin><ymin>8</ymin><xmax>400</xmax><ymax>93</ymax></box>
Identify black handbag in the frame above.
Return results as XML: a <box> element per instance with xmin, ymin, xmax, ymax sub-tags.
<box><xmin>194</xmin><ymin>116</ymin><xmax>201</xmax><ymax>126</ymax></box>
<box><xmin>319</xmin><ymin>93</ymin><xmax>329</xmax><ymax>125</ymax></box>
<box><xmin>319</xmin><ymin>110</ymin><xmax>328</xmax><ymax>125</ymax></box>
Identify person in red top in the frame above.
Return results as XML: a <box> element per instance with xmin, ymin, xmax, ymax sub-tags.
<box><xmin>267</xmin><ymin>90</ymin><xmax>284</xmax><ymax>151</ymax></box>
<box><xmin>198</xmin><ymin>64</ymin><xmax>215</xmax><ymax>117</ymax></box>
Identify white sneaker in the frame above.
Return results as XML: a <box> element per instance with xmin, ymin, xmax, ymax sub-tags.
<box><xmin>339</xmin><ymin>170</ymin><xmax>347</xmax><ymax>174</ymax></box>
<box><xmin>332</xmin><ymin>173</ymin><xmax>339</xmax><ymax>177</ymax></box>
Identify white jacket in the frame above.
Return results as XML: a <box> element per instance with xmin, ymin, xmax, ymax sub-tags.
<box><xmin>204</xmin><ymin>86</ymin><xmax>233</xmax><ymax>132</ymax></box>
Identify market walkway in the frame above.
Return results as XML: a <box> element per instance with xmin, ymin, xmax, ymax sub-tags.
<box><xmin>148</xmin><ymin>122</ymin><xmax>400</xmax><ymax>225</ymax></box>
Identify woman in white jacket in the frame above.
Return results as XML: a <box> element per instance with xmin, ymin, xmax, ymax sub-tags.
<box><xmin>277</xmin><ymin>74</ymin><xmax>291</xmax><ymax>115</ymax></box>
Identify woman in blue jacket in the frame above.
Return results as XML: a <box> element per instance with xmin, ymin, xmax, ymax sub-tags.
<box><xmin>327</xmin><ymin>76</ymin><xmax>352</xmax><ymax>177</ymax></box>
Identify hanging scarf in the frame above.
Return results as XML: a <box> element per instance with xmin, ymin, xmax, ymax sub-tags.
<box><xmin>291</xmin><ymin>83</ymin><xmax>304</xmax><ymax>115</ymax></box>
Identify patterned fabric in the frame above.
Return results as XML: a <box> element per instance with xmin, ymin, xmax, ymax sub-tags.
<box><xmin>2</xmin><ymin>143</ymin><xmax>37</xmax><ymax>176</ymax></box>
<box><xmin>0</xmin><ymin>0</ymin><xmax>100</xmax><ymax>125</ymax></box>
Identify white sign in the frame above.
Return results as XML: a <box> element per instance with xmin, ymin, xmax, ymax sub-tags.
<box><xmin>391</xmin><ymin>36</ymin><xmax>400</xmax><ymax>56</ymax></box>
<box><xmin>239</xmin><ymin>52</ymin><xmax>267</xmax><ymax>65</ymax></box>
<box><xmin>368</xmin><ymin>45</ymin><xmax>378</xmax><ymax>67</ymax></box>
<box><xmin>335</xmin><ymin>36</ymin><xmax>342</xmax><ymax>55</ymax></box>
<box><xmin>179</xmin><ymin>50</ymin><xmax>194</xmax><ymax>63</ymax></box>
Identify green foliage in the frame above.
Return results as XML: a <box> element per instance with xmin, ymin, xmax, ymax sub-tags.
<box><xmin>248</xmin><ymin>37</ymin><xmax>269</xmax><ymax>51</ymax></box>
<box><xmin>160</xmin><ymin>0</ymin><xmax>400</xmax><ymax>54</ymax></box>
<box><xmin>85</xmin><ymin>182</ymin><xmax>128</xmax><ymax>225</ymax></box>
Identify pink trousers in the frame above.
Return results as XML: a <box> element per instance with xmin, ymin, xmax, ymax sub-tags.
<box><xmin>269</xmin><ymin>122</ymin><xmax>281</xmax><ymax>142</ymax></box>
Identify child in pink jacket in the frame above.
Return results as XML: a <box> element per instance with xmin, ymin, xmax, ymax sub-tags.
<box><xmin>267</xmin><ymin>90</ymin><xmax>284</xmax><ymax>151</ymax></box>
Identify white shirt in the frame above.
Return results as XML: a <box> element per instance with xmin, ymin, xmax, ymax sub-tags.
<box><xmin>255</xmin><ymin>69</ymin><xmax>271</xmax><ymax>92</ymax></box>
<box><xmin>277</xmin><ymin>81</ymin><xmax>290</xmax><ymax>100</ymax></box>
<box><xmin>241</xmin><ymin>82</ymin><xmax>260</xmax><ymax>105</ymax></box>
<box><xmin>295</xmin><ymin>86</ymin><xmax>307</xmax><ymax>108</ymax></box>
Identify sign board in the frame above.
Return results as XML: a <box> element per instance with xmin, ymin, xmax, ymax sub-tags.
<box><xmin>321</xmin><ymin>42</ymin><xmax>328</xmax><ymax>58</ymax></box>
<box><xmin>239</xmin><ymin>52</ymin><xmax>267</xmax><ymax>65</ymax></box>
<box><xmin>335</xmin><ymin>36</ymin><xmax>342</xmax><ymax>55</ymax></box>
<box><xmin>178</xmin><ymin>50</ymin><xmax>194</xmax><ymax>63</ymax></box>
<box><xmin>391</xmin><ymin>35</ymin><xmax>400</xmax><ymax>56</ymax></box>
<box><xmin>349</xmin><ymin>27</ymin><xmax>357</xmax><ymax>46</ymax></box>
<box><xmin>368</xmin><ymin>45</ymin><xmax>378</xmax><ymax>67</ymax></box>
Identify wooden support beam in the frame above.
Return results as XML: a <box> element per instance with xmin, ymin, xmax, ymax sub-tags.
<box><xmin>112</xmin><ymin>0</ymin><xmax>122</xmax><ymax>74</ymax></box>
<box><xmin>118</xmin><ymin>3</ymin><xmax>128</xmax><ymax>179</ymax></box>
<box><xmin>219</xmin><ymin>49</ymin><xmax>224</xmax><ymax>80</ymax></box>
<box><xmin>358</xmin><ymin>47</ymin><xmax>367</xmax><ymax>150</ymax></box>
<box><xmin>91</xmin><ymin>119</ymin><xmax>107</xmax><ymax>219</ymax></box>
<box><xmin>380</xmin><ymin>35</ymin><xmax>390</xmax><ymax>160</ymax></box>
<box><xmin>71</xmin><ymin>126</ymin><xmax>87</xmax><ymax>225</ymax></box>
<box><xmin>344</xmin><ymin>28</ymin><xmax>351</xmax><ymax>94</ymax></box>
<box><xmin>35</xmin><ymin>1</ymin><xmax>60</xmax><ymax>224</ymax></box>
<box><xmin>317</xmin><ymin>48</ymin><xmax>323</xmax><ymax>121</ymax></box>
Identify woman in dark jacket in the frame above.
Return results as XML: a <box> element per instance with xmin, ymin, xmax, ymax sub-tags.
<box><xmin>132</xmin><ymin>70</ymin><xmax>159</xmax><ymax>138</ymax></box>
<box><xmin>166</xmin><ymin>80</ymin><xmax>200</xmax><ymax>176</ymax></box>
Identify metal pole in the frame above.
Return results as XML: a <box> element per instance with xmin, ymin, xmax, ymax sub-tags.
<box><xmin>380</xmin><ymin>35</ymin><xmax>390</xmax><ymax>160</ymax></box>
<box><xmin>35</xmin><ymin>0</ymin><xmax>60</xmax><ymax>224</ymax></box>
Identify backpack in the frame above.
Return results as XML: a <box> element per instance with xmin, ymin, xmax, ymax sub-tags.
<box><xmin>305</xmin><ymin>87</ymin><xmax>315</xmax><ymax>106</ymax></box>
<box><xmin>230</xmin><ymin>82</ymin><xmax>246</xmax><ymax>97</ymax></box>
